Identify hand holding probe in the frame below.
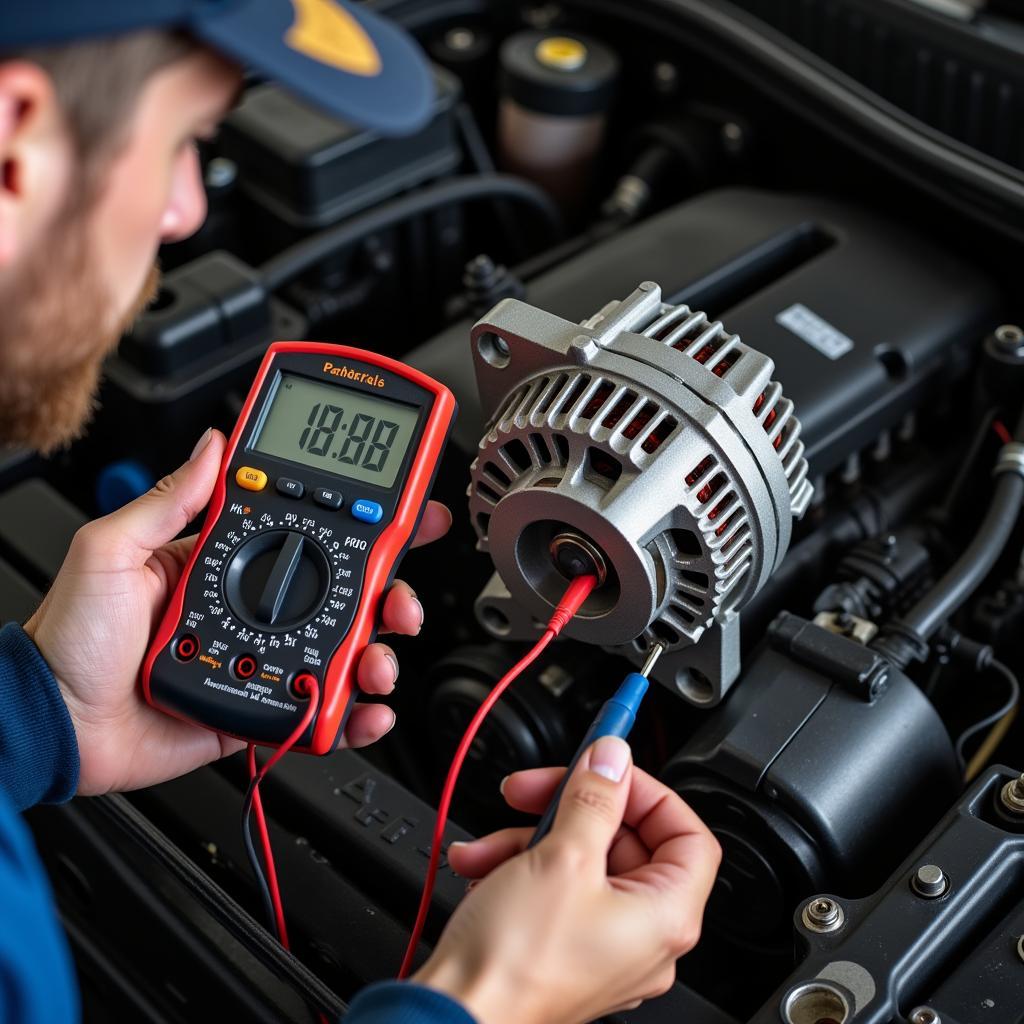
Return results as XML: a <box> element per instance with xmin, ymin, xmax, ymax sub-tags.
<box><xmin>527</xmin><ymin>641</ymin><xmax>666</xmax><ymax>848</ymax></box>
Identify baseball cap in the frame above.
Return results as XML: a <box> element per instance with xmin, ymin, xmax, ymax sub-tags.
<box><xmin>0</xmin><ymin>0</ymin><xmax>434</xmax><ymax>136</ymax></box>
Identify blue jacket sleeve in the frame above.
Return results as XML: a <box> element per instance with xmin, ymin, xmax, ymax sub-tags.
<box><xmin>0</xmin><ymin>622</ymin><xmax>81</xmax><ymax>1021</ymax></box>
<box><xmin>0</xmin><ymin>790</ymin><xmax>80</xmax><ymax>1022</ymax></box>
<box><xmin>345</xmin><ymin>981</ymin><xmax>477</xmax><ymax>1024</ymax></box>
<box><xmin>0</xmin><ymin>622</ymin><xmax>79</xmax><ymax>810</ymax></box>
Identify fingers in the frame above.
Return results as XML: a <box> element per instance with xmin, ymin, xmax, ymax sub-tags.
<box><xmin>357</xmin><ymin>642</ymin><xmax>399</xmax><ymax>695</ymax></box>
<box><xmin>411</xmin><ymin>501</ymin><xmax>451</xmax><ymax>549</ymax></box>
<box><xmin>379</xmin><ymin>581</ymin><xmax>424</xmax><ymax>636</ymax></box>
<box><xmin>545</xmin><ymin>736</ymin><xmax>633</xmax><ymax>863</ymax></box>
<box><xmin>75</xmin><ymin>429</ymin><xmax>226</xmax><ymax>568</ymax></box>
<box><xmin>448</xmin><ymin>828</ymin><xmax>534</xmax><ymax>879</ymax></box>
<box><xmin>341</xmin><ymin>703</ymin><xmax>397</xmax><ymax>748</ymax></box>
<box><xmin>501</xmin><ymin>766</ymin><xmax>567</xmax><ymax>814</ymax></box>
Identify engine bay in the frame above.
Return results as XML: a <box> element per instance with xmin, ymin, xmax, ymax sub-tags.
<box><xmin>6</xmin><ymin>2</ymin><xmax>1024</xmax><ymax>1022</ymax></box>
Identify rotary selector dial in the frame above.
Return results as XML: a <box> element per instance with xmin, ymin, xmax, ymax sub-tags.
<box><xmin>191</xmin><ymin>506</ymin><xmax>360</xmax><ymax>661</ymax></box>
<box><xmin>224</xmin><ymin>529</ymin><xmax>331</xmax><ymax>631</ymax></box>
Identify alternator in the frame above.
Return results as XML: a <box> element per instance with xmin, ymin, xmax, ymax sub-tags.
<box><xmin>468</xmin><ymin>282</ymin><xmax>812</xmax><ymax>705</ymax></box>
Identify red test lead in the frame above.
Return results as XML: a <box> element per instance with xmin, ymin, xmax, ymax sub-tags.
<box><xmin>398</xmin><ymin>573</ymin><xmax>599</xmax><ymax>979</ymax></box>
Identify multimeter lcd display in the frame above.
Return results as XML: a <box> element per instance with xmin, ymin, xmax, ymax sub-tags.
<box><xmin>251</xmin><ymin>373</ymin><xmax>420</xmax><ymax>488</ymax></box>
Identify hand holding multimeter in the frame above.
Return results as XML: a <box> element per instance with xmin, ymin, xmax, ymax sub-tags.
<box><xmin>143</xmin><ymin>342</ymin><xmax>456</xmax><ymax>753</ymax></box>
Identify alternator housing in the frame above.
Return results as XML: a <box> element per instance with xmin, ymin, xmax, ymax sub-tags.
<box><xmin>469</xmin><ymin>282</ymin><xmax>812</xmax><ymax>704</ymax></box>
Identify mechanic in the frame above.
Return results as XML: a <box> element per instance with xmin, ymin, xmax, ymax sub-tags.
<box><xmin>0</xmin><ymin>4</ymin><xmax>720</xmax><ymax>1023</ymax></box>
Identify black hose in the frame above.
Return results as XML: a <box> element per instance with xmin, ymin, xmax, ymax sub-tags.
<box><xmin>260</xmin><ymin>175</ymin><xmax>563</xmax><ymax>291</ymax></box>
<box><xmin>579</xmin><ymin>0</ymin><xmax>1024</xmax><ymax>246</ymax></box>
<box><xmin>902</xmin><ymin>410</ymin><xmax>1024</xmax><ymax>641</ymax></box>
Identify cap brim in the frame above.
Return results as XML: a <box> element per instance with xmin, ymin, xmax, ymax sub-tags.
<box><xmin>193</xmin><ymin>0</ymin><xmax>433</xmax><ymax>136</ymax></box>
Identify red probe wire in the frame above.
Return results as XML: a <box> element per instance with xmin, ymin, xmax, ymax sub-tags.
<box><xmin>994</xmin><ymin>419</ymin><xmax>1013</xmax><ymax>445</ymax></box>
<box><xmin>245</xmin><ymin>676</ymin><xmax>320</xmax><ymax>950</ymax></box>
<box><xmin>397</xmin><ymin>574</ymin><xmax>599</xmax><ymax>979</ymax></box>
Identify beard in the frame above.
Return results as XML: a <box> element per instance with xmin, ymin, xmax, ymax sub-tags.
<box><xmin>0</xmin><ymin>220</ymin><xmax>159</xmax><ymax>455</ymax></box>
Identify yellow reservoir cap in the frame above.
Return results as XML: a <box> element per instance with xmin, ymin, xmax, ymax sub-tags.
<box><xmin>235</xmin><ymin>466</ymin><xmax>268</xmax><ymax>491</ymax></box>
<box><xmin>535</xmin><ymin>36</ymin><xmax>587</xmax><ymax>71</ymax></box>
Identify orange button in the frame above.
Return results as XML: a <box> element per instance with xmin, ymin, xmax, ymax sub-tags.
<box><xmin>235</xmin><ymin>466</ymin><xmax>267</xmax><ymax>491</ymax></box>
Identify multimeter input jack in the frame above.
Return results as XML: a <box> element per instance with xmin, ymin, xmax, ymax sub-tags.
<box><xmin>232</xmin><ymin>654</ymin><xmax>258</xmax><ymax>681</ymax></box>
<box><xmin>288</xmin><ymin>672</ymin><xmax>318</xmax><ymax>701</ymax></box>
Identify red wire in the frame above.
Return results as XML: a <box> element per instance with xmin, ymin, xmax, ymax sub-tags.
<box><xmin>246</xmin><ymin>678</ymin><xmax>321</xmax><ymax>951</ymax></box>
<box><xmin>247</xmin><ymin>745</ymin><xmax>290</xmax><ymax>947</ymax></box>
<box><xmin>994</xmin><ymin>419</ymin><xmax>1013</xmax><ymax>445</ymax></box>
<box><xmin>397</xmin><ymin>574</ymin><xmax>598</xmax><ymax>979</ymax></box>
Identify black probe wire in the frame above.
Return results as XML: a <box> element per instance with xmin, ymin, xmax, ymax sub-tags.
<box><xmin>242</xmin><ymin>770</ymin><xmax>278</xmax><ymax>940</ymax></box>
<box><xmin>259</xmin><ymin>175</ymin><xmax>563</xmax><ymax>291</ymax></box>
<box><xmin>955</xmin><ymin>659</ymin><xmax>1020</xmax><ymax>776</ymax></box>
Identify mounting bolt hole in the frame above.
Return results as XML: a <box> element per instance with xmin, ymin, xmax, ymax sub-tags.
<box><xmin>675</xmin><ymin>668</ymin><xmax>714</xmax><ymax>704</ymax></box>
<box><xmin>480</xmin><ymin>604</ymin><xmax>511</xmax><ymax>636</ymax></box>
<box><xmin>478</xmin><ymin>332</ymin><xmax>511</xmax><ymax>369</ymax></box>
<box><xmin>782</xmin><ymin>982</ymin><xmax>850</xmax><ymax>1024</ymax></box>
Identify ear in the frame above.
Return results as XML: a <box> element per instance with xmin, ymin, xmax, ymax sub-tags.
<box><xmin>0</xmin><ymin>61</ymin><xmax>73</xmax><ymax>270</ymax></box>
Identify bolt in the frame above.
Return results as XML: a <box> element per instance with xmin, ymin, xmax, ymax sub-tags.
<box><xmin>653</xmin><ymin>61</ymin><xmax>678</xmax><ymax>93</ymax></box>
<box><xmin>909</xmin><ymin>1008</ymin><xmax>941</xmax><ymax>1024</ymax></box>
<box><xmin>801</xmin><ymin>896</ymin><xmax>845</xmax><ymax>933</ymax></box>
<box><xmin>444</xmin><ymin>27</ymin><xmax>476</xmax><ymax>52</ymax></box>
<box><xmin>721</xmin><ymin>121</ymin><xmax>745</xmax><ymax>155</ymax></box>
<box><xmin>911</xmin><ymin>864</ymin><xmax>949</xmax><ymax>899</ymax></box>
<box><xmin>1001</xmin><ymin>774</ymin><xmax>1024</xmax><ymax>816</ymax></box>
<box><xmin>869</xmin><ymin>670</ymin><xmax>889</xmax><ymax>700</ymax></box>
<box><xmin>994</xmin><ymin>324</ymin><xmax>1024</xmax><ymax>354</ymax></box>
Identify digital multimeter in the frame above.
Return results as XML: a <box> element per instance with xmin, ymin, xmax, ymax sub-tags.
<box><xmin>143</xmin><ymin>342</ymin><xmax>456</xmax><ymax>754</ymax></box>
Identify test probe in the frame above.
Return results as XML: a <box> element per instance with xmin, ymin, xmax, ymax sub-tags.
<box><xmin>528</xmin><ymin>641</ymin><xmax>666</xmax><ymax>847</ymax></box>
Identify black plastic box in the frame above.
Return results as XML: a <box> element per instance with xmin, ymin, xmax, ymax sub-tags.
<box><xmin>219</xmin><ymin>68</ymin><xmax>462</xmax><ymax>229</ymax></box>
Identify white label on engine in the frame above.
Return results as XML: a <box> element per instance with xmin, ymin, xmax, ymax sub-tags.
<box><xmin>775</xmin><ymin>303</ymin><xmax>854</xmax><ymax>360</ymax></box>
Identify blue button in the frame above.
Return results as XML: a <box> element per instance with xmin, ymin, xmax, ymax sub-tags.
<box><xmin>351</xmin><ymin>499</ymin><xmax>383</xmax><ymax>524</ymax></box>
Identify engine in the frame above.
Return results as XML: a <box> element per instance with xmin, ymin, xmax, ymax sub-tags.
<box><xmin>6</xmin><ymin>5</ymin><xmax>1024</xmax><ymax>1024</ymax></box>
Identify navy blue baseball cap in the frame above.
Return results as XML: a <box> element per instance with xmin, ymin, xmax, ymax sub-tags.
<box><xmin>0</xmin><ymin>0</ymin><xmax>434</xmax><ymax>135</ymax></box>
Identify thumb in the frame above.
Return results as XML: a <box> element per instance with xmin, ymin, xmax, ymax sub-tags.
<box><xmin>94</xmin><ymin>428</ymin><xmax>226</xmax><ymax>560</ymax></box>
<box><xmin>547</xmin><ymin>736</ymin><xmax>632</xmax><ymax>862</ymax></box>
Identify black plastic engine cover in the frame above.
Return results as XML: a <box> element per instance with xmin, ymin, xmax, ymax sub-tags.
<box><xmin>410</xmin><ymin>187</ymin><xmax>999</xmax><ymax>474</ymax></box>
<box><xmin>660</xmin><ymin>636</ymin><xmax>960</xmax><ymax>957</ymax></box>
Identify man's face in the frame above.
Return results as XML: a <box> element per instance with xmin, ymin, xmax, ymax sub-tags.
<box><xmin>0</xmin><ymin>48</ymin><xmax>240</xmax><ymax>452</ymax></box>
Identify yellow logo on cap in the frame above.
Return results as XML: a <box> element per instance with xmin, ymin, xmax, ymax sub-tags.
<box><xmin>286</xmin><ymin>0</ymin><xmax>382</xmax><ymax>77</ymax></box>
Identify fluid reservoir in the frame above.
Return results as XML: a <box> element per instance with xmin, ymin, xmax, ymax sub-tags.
<box><xmin>498</xmin><ymin>30</ymin><xmax>618</xmax><ymax>208</ymax></box>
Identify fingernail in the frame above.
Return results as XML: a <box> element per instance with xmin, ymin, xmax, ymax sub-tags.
<box><xmin>190</xmin><ymin>427</ymin><xmax>213</xmax><ymax>461</ymax></box>
<box><xmin>382</xmin><ymin>709</ymin><xmax>397</xmax><ymax>737</ymax></box>
<box><xmin>413</xmin><ymin>598</ymin><xmax>424</xmax><ymax>631</ymax></box>
<box><xmin>449</xmin><ymin>841</ymin><xmax>466</xmax><ymax>850</ymax></box>
<box><xmin>385</xmin><ymin>653</ymin><xmax>399</xmax><ymax>685</ymax></box>
<box><xmin>589</xmin><ymin>736</ymin><xmax>630</xmax><ymax>783</ymax></box>
<box><xmin>499</xmin><ymin>775</ymin><xmax>509</xmax><ymax>796</ymax></box>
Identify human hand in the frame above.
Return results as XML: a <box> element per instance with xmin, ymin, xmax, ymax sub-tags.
<box><xmin>413</xmin><ymin>738</ymin><xmax>721</xmax><ymax>1024</ymax></box>
<box><xmin>23</xmin><ymin>427</ymin><xmax>451</xmax><ymax>795</ymax></box>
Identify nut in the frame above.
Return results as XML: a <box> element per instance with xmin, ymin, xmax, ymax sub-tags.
<box><xmin>1000</xmin><ymin>774</ymin><xmax>1024</xmax><ymax>816</ymax></box>
<box><xmin>801</xmin><ymin>896</ymin><xmax>845</xmax><ymax>934</ymax></box>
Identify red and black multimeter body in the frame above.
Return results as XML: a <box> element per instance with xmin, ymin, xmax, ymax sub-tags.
<box><xmin>143</xmin><ymin>342</ymin><xmax>456</xmax><ymax>755</ymax></box>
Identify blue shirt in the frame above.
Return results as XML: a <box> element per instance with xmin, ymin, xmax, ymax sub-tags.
<box><xmin>0</xmin><ymin>623</ymin><xmax>471</xmax><ymax>1024</ymax></box>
